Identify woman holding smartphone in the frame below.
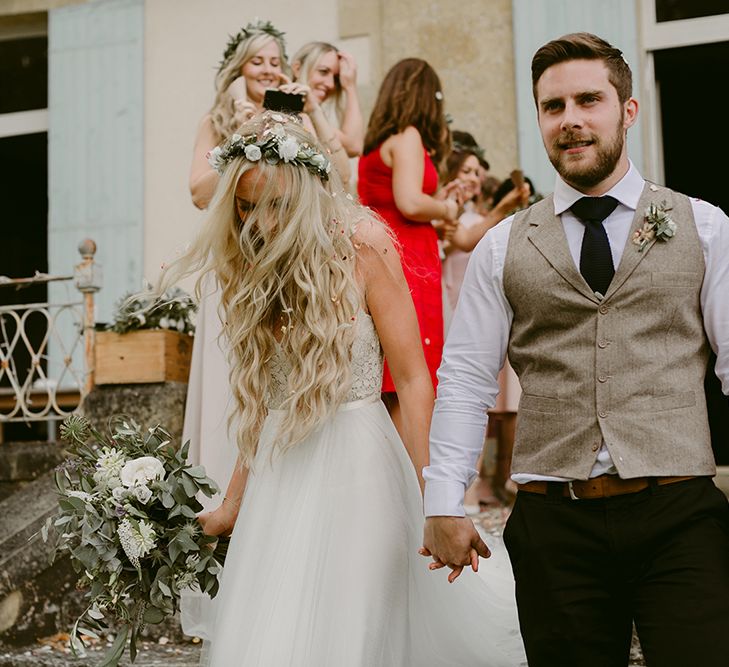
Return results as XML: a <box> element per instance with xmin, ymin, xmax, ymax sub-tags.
<box><xmin>190</xmin><ymin>20</ymin><xmax>290</xmax><ymax>210</ymax></box>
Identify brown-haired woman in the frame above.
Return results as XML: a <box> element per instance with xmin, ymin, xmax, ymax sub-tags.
<box><xmin>358</xmin><ymin>58</ymin><xmax>459</xmax><ymax>433</ymax></box>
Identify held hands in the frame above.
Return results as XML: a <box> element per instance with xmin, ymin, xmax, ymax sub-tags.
<box><xmin>436</xmin><ymin>179</ymin><xmax>468</xmax><ymax>220</ymax></box>
<box><xmin>420</xmin><ymin>516</ymin><xmax>491</xmax><ymax>583</ymax></box>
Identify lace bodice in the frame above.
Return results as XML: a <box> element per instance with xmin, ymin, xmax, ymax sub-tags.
<box><xmin>267</xmin><ymin>313</ymin><xmax>383</xmax><ymax>409</ymax></box>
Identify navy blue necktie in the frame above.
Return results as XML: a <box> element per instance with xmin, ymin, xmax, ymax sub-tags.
<box><xmin>571</xmin><ymin>196</ymin><xmax>619</xmax><ymax>296</ymax></box>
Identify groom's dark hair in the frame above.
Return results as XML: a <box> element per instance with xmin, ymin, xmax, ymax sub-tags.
<box><xmin>531</xmin><ymin>32</ymin><xmax>632</xmax><ymax>104</ymax></box>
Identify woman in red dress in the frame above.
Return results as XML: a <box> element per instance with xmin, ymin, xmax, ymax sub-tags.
<box><xmin>358</xmin><ymin>58</ymin><xmax>460</xmax><ymax>433</ymax></box>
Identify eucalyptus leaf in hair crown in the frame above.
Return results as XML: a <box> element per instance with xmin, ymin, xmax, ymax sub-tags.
<box><xmin>207</xmin><ymin>113</ymin><xmax>331</xmax><ymax>181</ymax></box>
<box><xmin>218</xmin><ymin>20</ymin><xmax>287</xmax><ymax>72</ymax></box>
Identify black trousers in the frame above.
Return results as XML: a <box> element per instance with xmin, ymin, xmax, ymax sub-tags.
<box><xmin>503</xmin><ymin>477</ymin><xmax>729</xmax><ymax>667</ymax></box>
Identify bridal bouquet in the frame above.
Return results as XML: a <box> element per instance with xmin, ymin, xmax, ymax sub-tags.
<box><xmin>43</xmin><ymin>414</ymin><xmax>228</xmax><ymax>666</ymax></box>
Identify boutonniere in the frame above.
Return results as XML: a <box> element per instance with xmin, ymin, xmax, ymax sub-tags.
<box><xmin>632</xmin><ymin>201</ymin><xmax>677</xmax><ymax>252</ymax></box>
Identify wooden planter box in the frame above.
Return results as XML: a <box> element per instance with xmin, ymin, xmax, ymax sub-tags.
<box><xmin>95</xmin><ymin>330</ymin><xmax>193</xmax><ymax>385</ymax></box>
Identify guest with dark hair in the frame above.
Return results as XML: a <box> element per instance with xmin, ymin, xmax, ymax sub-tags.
<box><xmin>358</xmin><ymin>58</ymin><xmax>461</xmax><ymax>435</ymax></box>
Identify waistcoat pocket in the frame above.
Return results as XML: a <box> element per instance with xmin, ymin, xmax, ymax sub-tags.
<box><xmin>519</xmin><ymin>394</ymin><xmax>560</xmax><ymax>414</ymax></box>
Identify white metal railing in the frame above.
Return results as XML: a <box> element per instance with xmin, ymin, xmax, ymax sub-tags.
<box><xmin>0</xmin><ymin>239</ymin><xmax>101</xmax><ymax>431</ymax></box>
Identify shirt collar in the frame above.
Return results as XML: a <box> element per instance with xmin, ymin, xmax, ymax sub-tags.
<box><xmin>553</xmin><ymin>160</ymin><xmax>645</xmax><ymax>216</ymax></box>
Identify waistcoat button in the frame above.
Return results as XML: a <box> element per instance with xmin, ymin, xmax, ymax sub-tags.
<box><xmin>598</xmin><ymin>410</ymin><xmax>608</xmax><ymax>418</ymax></box>
<box><xmin>599</xmin><ymin>305</ymin><xmax>609</xmax><ymax>314</ymax></box>
<box><xmin>598</xmin><ymin>340</ymin><xmax>608</xmax><ymax>349</ymax></box>
<box><xmin>598</xmin><ymin>375</ymin><xmax>608</xmax><ymax>383</ymax></box>
<box><xmin>592</xmin><ymin>443</ymin><xmax>600</xmax><ymax>452</ymax></box>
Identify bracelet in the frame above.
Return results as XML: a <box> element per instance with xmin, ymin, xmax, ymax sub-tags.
<box><xmin>223</xmin><ymin>495</ymin><xmax>241</xmax><ymax>507</ymax></box>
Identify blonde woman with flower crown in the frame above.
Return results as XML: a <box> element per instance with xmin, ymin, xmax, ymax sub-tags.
<box><xmin>190</xmin><ymin>23</ymin><xmax>351</xmax><ymax>210</ymax></box>
<box><xmin>166</xmin><ymin>111</ymin><xmax>526</xmax><ymax>666</ymax></box>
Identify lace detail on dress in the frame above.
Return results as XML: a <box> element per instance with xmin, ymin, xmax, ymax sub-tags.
<box><xmin>267</xmin><ymin>313</ymin><xmax>382</xmax><ymax>409</ymax></box>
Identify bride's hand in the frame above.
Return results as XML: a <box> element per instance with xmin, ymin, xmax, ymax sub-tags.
<box><xmin>198</xmin><ymin>502</ymin><xmax>238</xmax><ymax>537</ymax></box>
<box><xmin>420</xmin><ymin>516</ymin><xmax>491</xmax><ymax>583</ymax></box>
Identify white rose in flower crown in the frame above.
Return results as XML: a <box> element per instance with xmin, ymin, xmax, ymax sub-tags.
<box><xmin>244</xmin><ymin>144</ymin><xmax>262</xmax><ymax>161</ymax></box>
<box><xmin>279</xmin><ymin>137</ymin><xmax>299</xmax><ymax>163</ymax></box>
<box><xmin>310</xmin><ymin>153</ymin><xmax>327</xmax><ymax>170</ymax></box>
<box><xmin>207</xmin><ymin>145</ymin><xmax>224</xmax><ymax>170</ymax></box>
<box><xmin>133</xmin><ymin>484</ymin><xmax>153</xmax><ymax>504</ymax></box>
<box><xmin>120</xmin><ymin>456</ymin><xmax>166</xmax><ymax>487</ymax></box>
<box><xmin>271</xmin><ymin>123</ymin><xmax>286</xmax><ymax>138</ymax></box>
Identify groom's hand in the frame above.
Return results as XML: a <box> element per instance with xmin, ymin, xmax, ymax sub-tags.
<box><xmin>421</xmin><ymin>516</ymin><xmax>491</xmax><ymax>583</ymax></box>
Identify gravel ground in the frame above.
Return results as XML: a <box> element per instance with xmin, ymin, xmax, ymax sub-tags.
<box><xmin>0</xmin><ymin>639</ymin><xmax>202</xmax><ymax>667</ymax></box>
<box><xmin>0</xmin><ymin>503</ymin><xmax>647</xmax><ymax>667</ymax></box>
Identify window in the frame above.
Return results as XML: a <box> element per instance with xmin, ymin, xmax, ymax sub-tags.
<box><xmin>655</xmin><ymin>0</ymin><xmax>729</xmax><ymax>23</ymax></box>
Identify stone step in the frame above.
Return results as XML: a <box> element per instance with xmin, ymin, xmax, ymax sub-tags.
<box><xmin>0</xmin><ymin>471</ymin><xmax>84</xmax><ymax>646</ymax></box>
<box><xmin>0</xmin><ymin>472</ymin><xmax>58</xmax><ymax>572</ymax></box>
<box><xmin>0</xmin><ymin>442</ymin><xmax>64</xmax><ymax>483</ymax></box>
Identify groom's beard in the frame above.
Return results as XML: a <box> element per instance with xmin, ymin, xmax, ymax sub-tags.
<box><xmin>547</xmin><ymin>115</ymin><xmax>626</xmax><ymax>190</ymax></box>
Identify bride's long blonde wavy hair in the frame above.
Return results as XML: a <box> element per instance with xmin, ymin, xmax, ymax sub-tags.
<box><xmin>158</xmin><ymin>113</ymin><xmax>376</xmax><ymax>467</ymax></box>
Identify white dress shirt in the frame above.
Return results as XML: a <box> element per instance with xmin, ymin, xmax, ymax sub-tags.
<box><xmin>424</xmin><ymin>162</ymin><xmax>729</xmax><ymax>517</ymax></box>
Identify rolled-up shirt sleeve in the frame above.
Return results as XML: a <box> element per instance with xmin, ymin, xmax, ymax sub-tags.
<box><xmin>423</xmin><ymin>220</ymin><xmax>514</xmax><ymax>517</ymax></box>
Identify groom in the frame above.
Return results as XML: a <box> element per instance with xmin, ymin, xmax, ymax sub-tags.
<box><xmin>422</xmin><ymin>32</ymin><xmax>729</xmax><ymax>667</ymax></box>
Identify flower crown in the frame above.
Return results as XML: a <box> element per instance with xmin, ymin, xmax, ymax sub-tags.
<box><xmin>218</xmin><ymin>20</ymin><xmax>287</xmax><ymax>72</ymax></box>
<box><xmin>452</xmin><ymin>140</ymin><xmax>487</xmax><ymax>164</ymax></box>
<box><xmin>207</xmin><ymin>114</ymin><xmax>331</xmax><ymax>181</ymax></box>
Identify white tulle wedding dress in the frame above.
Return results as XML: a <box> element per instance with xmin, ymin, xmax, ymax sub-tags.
<box><xmin>182</xmin><ymin>312</ymin><xmax>526</xmax><ymax>666</ymax></box>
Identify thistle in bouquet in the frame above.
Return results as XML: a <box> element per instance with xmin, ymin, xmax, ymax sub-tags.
<box><xmin>43</xmin><ymin>414</ymin><xmax>229</xmax><ymax>666</ymax></box>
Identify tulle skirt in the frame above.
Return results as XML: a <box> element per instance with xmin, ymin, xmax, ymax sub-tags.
<box><xmin>182</xmin><ymin>395</ymin><xmax>526</xmax><ymax>666</ymax></box>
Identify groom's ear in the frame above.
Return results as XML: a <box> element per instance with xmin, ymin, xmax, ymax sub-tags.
<box><xmin>623</xmin><ymin>97</ymin><xmax>638</xmax><ymax>129</ymax></box>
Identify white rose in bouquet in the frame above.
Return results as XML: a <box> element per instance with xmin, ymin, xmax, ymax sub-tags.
<box><xmin>121</xmin><ymin>456</ymin><xmax>166</xmax><ymax>487</ymax></box>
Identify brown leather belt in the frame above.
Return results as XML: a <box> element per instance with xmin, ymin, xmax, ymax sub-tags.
<box><xmin>517</xmin><ymin>475</ymin><xmax>695</xmax><ymax>500</ymax></box>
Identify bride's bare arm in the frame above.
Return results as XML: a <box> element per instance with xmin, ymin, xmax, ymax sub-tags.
<box><xmin>354</xmin><ymin>221</ymin><xmax>434</xmax><ymax>492</ymax></box>
<box><xmin>198</xmin><ymin>456</ymin><xmax>250</xmax><ymax>536</ymax></box>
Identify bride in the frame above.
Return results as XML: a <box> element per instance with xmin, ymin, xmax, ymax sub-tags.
<box><xmin>162</xmin><ymin>111</ymin><xmax>525</xmax><ymax>666</ymax></box>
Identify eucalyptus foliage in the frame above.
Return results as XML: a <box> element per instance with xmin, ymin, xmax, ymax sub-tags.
<box><xmin>43</xmin><ymin>414</ymin><xmax>228</xmax><ymax>666</ymax></box>
<box><xmin>109</xmin><ymin>286</ymin><xmax>196</xmax><ymax>335</ymax></box>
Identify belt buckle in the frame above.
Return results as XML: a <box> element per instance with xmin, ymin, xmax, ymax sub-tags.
<box><xmin>568</xmin><ymin>481</ymin><xmax>580</xmax><ymax>500</ymax></box>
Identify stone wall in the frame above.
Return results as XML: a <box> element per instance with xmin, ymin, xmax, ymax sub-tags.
<box><xmin>340</xmin><ymin>0</ymin><xmax>520</xmax><ymax>181</ymax></box>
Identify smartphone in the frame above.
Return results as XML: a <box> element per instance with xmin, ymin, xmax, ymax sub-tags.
<box><xmin>510</xmin><ymin>169</ymin><xmax>525</xmax><ymax>188</ymax></box>
<box><xmin>263</xmin><ymin>89</ymin><xmax>305</xmax><ymax>113</ymax></box>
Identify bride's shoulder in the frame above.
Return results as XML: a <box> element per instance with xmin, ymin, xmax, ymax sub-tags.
<box><xmin>353</xmin><ymin>216</ymin><xmax>389</xmax><ymax>244</ymax></box>
<box><xmin>352</xmin><ymin>218</ymin><xmax>399</xmax><ymax>265</ymax></box>
<box><xmin>351</xmin><ymin>218</ymin><xmax>405</xmax><ymax>299</ymax></box>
